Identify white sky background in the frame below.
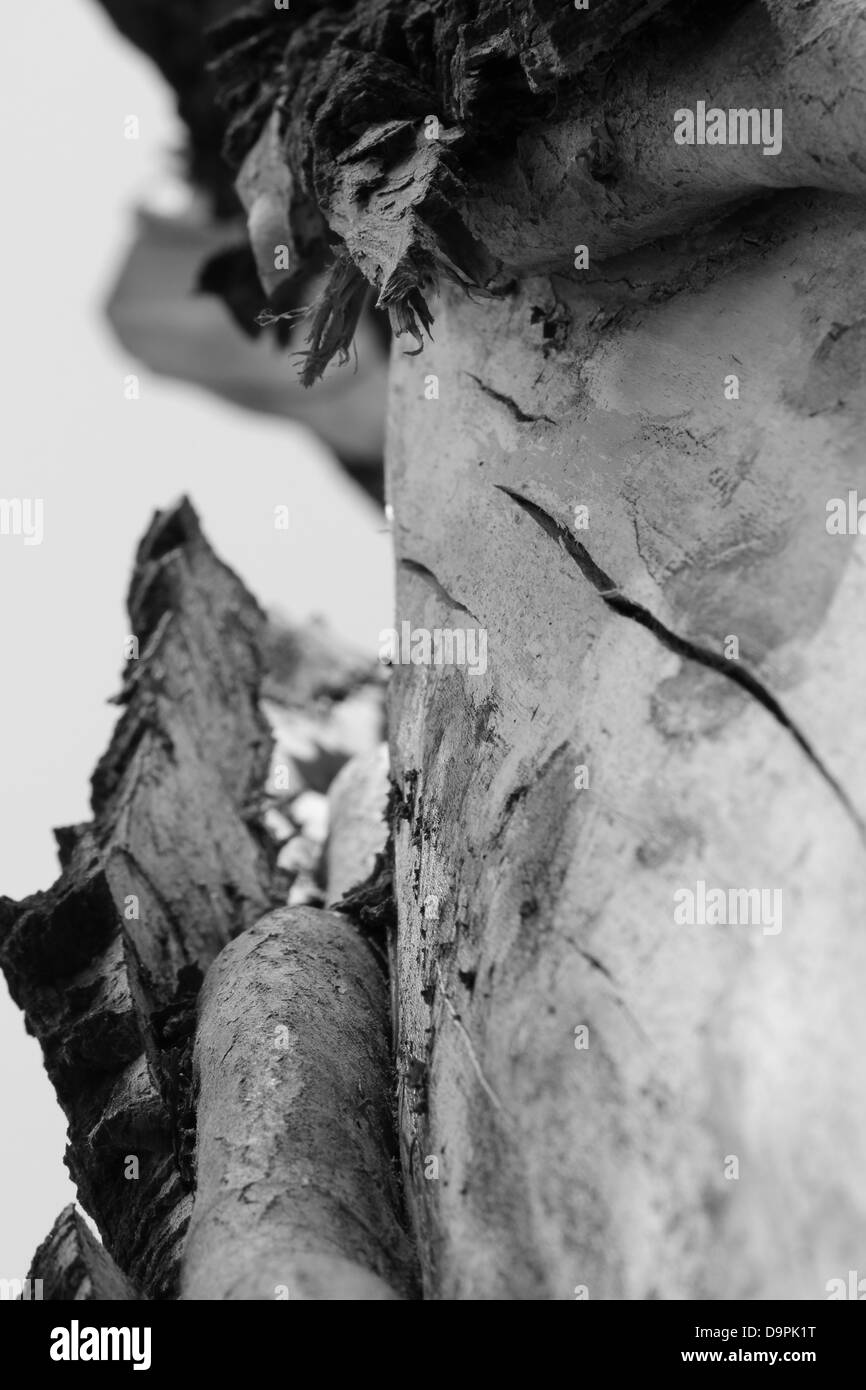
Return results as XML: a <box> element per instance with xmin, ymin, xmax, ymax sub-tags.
<box><xmin>0</xmin><ymin>0</ymin><xmax>393</xmax><ymax>1275</ymax></box>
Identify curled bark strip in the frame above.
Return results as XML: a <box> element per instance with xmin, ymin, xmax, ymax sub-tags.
<box><xmin>181</xmin><ymin>907</ymin><xmax>418</xmax><ymax>1301</ymax></box>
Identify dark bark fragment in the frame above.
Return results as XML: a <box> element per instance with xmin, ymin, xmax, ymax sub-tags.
<box><xmin>27</xmin><ymin>1206</ymin><xmax>139</xmax><ymax>1301</ymax></box>
<box><xmin>0</xmin><ymin>500</ymin><xmax>276</xmax><ymax>1297</ymax></box>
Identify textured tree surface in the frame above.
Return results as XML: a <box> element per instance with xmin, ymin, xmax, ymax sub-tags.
<box><xmin>0</xmin><ymin>500</ymin><xmax>276</xmax><ymax>1296</ymax></box>
<box><xmin>1</xmin><ymin>503</ymin><xmax>399</xmax><ymax>1299</ymax></box>
<box><xmin>27</xmin><ymin>1207</ymin><xmax>138</xmax><ymax>1302</ymax></box>
<box><xmin>378</xmin><ymin>4</ymin><xmax>866</xmax><ymax>1300</ymax></box>
<box><xmin>4</xmin><ymin>0</ymin><xmax>866</xmax><ymax>1301</ymax></box>
<box><xmin>183</xmin><ymin>907</ymin><xmax>416</xmax><ymax>1300</ymax></box>
<box><xmin>388</xmin><ymin>234</ymin><xmax>866</xmax><ymax>1298</ymax></box>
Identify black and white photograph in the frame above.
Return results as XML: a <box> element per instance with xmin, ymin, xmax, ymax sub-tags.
<box><xmin>1</xmin><ymin>0</ymin><xmax>865</xmax><ymax>1347</ymax></box>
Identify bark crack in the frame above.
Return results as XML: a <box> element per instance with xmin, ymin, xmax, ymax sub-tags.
<box><xmin>434</xmin><ymin>962</ymin><xmax>507</xmax><ymax>1122</ymax></box>
<box><xmin>496</xmin><ymin>485</ymin><xmax>866</xmax><ymax>844</ymax></box>
<box><xmin>576</xmin><ymin>947</ymin><xmax>615</xmax><ymax>985</ymax></box>
<box><xmin>400</xmin><ymin>559</ymin><xmax>478</xmax><ymax>621</ymax></box>
<box><xmin>465</xmin><ymin>374</ymin><xmax>556</xmax><ymax>426</ymax></box>
<box><xmin>569</xmin><ymin>942</ymin><xmax>655</xmax><ymax>1050</ymax></box>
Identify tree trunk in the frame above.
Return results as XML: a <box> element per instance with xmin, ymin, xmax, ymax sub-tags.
<box><xmin>388</xmin><ymin>234</ymin><xmax>866</xmax><ymax>1297</ymax></box>
<box><xmin>4</xmin><ymin>0</ymin><xmax>866</xmax><ymax>1302</ymax></box>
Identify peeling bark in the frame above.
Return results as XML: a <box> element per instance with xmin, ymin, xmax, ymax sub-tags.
<box><xmin>27</xmin><ymin>1207</ymin><xmax>139</xmax><ymax>1302</ymax></box>
<box><xmin>0</xmin><ymin>500</ymin><xmax>276</xmax><ymax>1297</ymax></box>
<box><xmin>206</xmin><ymin>0</ymin><xmax>866</xmax><ymax>379</ymax></box>
<box><xmin>2</xmin><ymin>499</ymin><xmax>404</xmax><ymax>1300</ymax></box>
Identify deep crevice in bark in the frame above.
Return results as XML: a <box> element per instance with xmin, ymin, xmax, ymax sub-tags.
<box><xmin>399</xmin><ymin>558</ymin><xmax>478</xmax><ymax>620</ymax></box>
<box><xmin>496</xmin><ymin>484</ymin><xmax>866</xmax><ymax>843</ymax></box>
<box><xmin>465</xmin><ymin>373</ymin><xmax>557</xmax><ymax>425</ymax></box>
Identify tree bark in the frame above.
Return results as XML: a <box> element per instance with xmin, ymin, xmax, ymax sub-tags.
<box><xmin>1</xmin><ymin>500</ymin><xmax>275</xmax><ymax>1296</ymax></box>
<box><xmin>1</xmin><ymin>502</ymin><xmax>399</xmax><ymax>1298</ymax></box>
<box><xmin>388</xmin><ymin>224</ymin><xmax>866</xmax><ymax>1295</ymax></box>
<box><xmin>27</xmin><ymin>1207</ymin><xmax>138</xmax><ymax>1302</ymax></box>
<box><xmin>182</xmin><ymin>907</ymin><xmax>416</xmax><ymax>1300</ymax></box>
<box><xmin>5</xmin><ymin>0</ymin><xmax>866</xmax><ymax>1302</ymax></box>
